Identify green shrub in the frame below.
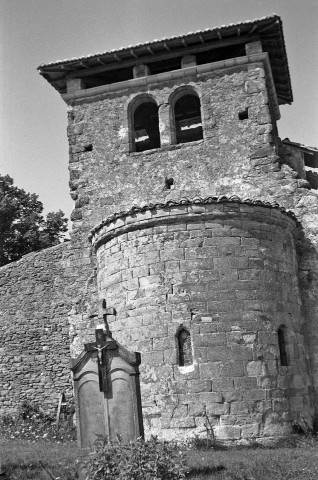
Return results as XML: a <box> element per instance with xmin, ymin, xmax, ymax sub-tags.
<box><xmin>0</xmin><ymin>400</ymin><xmax>76</xmax><ymax>442</ymax></box>
<box><xmin>17</xmin><ymin>400</ymin><xmax>52</xmax><ymax>422</ymax></box>
<box><xmin>82</xmin><ymin>436</ymin><xmax>188</xmax><ymax>480</ymax></box>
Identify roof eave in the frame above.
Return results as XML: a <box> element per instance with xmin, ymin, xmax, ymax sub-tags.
<box><xmin>38</xmin><ymin>14</ymin><xmax>293</xmax><ymax>104</ymax></box>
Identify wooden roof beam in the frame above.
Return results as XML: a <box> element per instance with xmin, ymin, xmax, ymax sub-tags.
<box><xmin>66</xmin><ymin>34</ymin><xmax>259</xmax><ymax>79</ymax></box>
<box><xmin>59</xmin><ymin>64</ymin><xmax>78</xmax><ymax>71</ymax></box>
<box><xmin>39</xmin><ymin>67</ymin><xmax>71</xmax><ymax>73</ymax></box>
<box><xmin>258</xmin><ymin>20</ymin><xmax>280</xmax><ymax>34</ymax></box>
<box><xmin>130</xmin><ymin>49</ymin><xmax>138</xmax><ymax>58</ymax></box>
<box><xmin>248</xmin><ymin>25</ymin><xmax>257</xmax><ymax>34</ymax></box>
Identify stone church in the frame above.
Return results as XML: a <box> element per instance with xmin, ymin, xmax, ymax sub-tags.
<box><xmin>1</xmin><ymin>14</ymin><xmax>318</xmax><ymax>442</ymax></box>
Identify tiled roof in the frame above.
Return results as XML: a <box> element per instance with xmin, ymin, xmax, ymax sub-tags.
<box><xmin>283</xmin><ymin>139</ymin><xmax>318</xmax><ymax>168</ymax></box>
<box><xmin>283</xmin><ymin>139</ymin><xmax>318</xmax><ymax>154</ymax></box>
<box><xmin>38</xmin><ymin>14</ymin><xmax>292</xmax><ymax>105</ymax></box>
<box><xmin>39</xmin><ymin>14</ymin><xmax>279</xmax><ymax>68</ymax></box>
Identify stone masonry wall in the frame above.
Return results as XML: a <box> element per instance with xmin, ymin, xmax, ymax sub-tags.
<box><xmin>66</xmin><ymin>59</ymin><xmax>318</xmax><ymax>422</ymax></box>
<box><xmin>1</xmin><ymin>49</ymin><xmax>317</xmax><ymax>438</ymax></box>
<box><xmin>0</xmin><ymin>241</ymin><xmax>98</xmax><ymax>416</ymax></box>
<box><xmin>67</xmin><ymin>62</ymin><xmax>273</xmax><ymax>231</ymax></box>
<box><xmin>91</xmin><ymin>200</ymin><xmax>312</xmax><ymax>442</ymax></box>
<box><xmin>67</xmin><ymin>62</ymin><xmax>277</xmax><ymax>353</ymax></box>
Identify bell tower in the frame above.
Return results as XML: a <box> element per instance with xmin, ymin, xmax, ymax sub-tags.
<box><xmin>39</xmin><ymin>15</ymin><xmax>315</xmax><ymax>442</ymax></box>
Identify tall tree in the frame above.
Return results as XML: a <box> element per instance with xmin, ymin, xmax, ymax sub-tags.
<box><xmin>0</xmin><ymin>175</ymin><xmax>68</xmax><ymax>267</ymax></box>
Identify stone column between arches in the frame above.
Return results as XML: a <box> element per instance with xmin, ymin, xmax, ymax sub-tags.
<box><xmin>90</xmin><ymin>199</ymin><xmax>312</xmax><ymax>443</ymax></box>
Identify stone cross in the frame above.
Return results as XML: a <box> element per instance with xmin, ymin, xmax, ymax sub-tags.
<box><xmin>84</xmin><ymin>307</ymin><xmax>117</xmax><ymax>392</ymax></box>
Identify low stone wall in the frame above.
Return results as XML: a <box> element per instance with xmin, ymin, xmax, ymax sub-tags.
<box><xmin>0</xmin><ymin>242</ymin><xmax>97</xmax><ymax>416</ymax></box>
<box><xmin>91</xmin><ymin>198</ymin><xmax>312</xmax><ymax>441</ymax></box>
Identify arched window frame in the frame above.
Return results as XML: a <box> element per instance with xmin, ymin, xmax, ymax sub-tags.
<box><xmin>169</xmin><ymin>86</ymin><xmax>204</xmax><ymax>145</ymax></box>
<box><xmin>127</xmin><ymin>94</ymin><xmax>161</xmax><ymax>153</ymax></box>
<box><xmin>176</xmin><ymin>327</ymin><xmax>193</xmax><ymax>367</ymax></box>
<box><xmin>277</xmin><ymin>325</ymin><xmax>289</xmax><ymax>367</ymax></box>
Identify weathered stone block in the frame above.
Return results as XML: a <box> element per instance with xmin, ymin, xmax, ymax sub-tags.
<box><xmin>231</xmin><ymin>345</ymin><xmax>253</xmax><ymax>361</ymax></box>
<box><xmin>185</xmin><ymin>246</ymin><xmax>217</xmax><ymax>258</ymax></box>
<box><xmin>199</xmin><ymin>362</ymin><xmax>223</xmax><ymax>379</ymax></box>
<box><xmin>199</xmin><ymin>322</ymin><xmax>218</xmax><ymax>334</ymax></box>
<box><xmin>169</xmin><ymin>380</ymin><xmax>188</xmax><ymax>394</ymax></box>
<box><xmin>161</xmin><ymin>417</ymin><xmax>196</xmax><ymax>429</ymax></box>
<box><xmin>241</xmin><ymin>423</ymin><xmax>260</xmax><ymax>438</ymax></box>
<box><xmin>205</xmin><ymin>346</ymin><xmax>231</xmax><ymax>362</ymax></box>
<box><xmin>223</xmin><ymin>389</ymin><xmax>243</xmax><ymax>403</ymax></box>
<box><xmin>152</xmin><ymin>336</ymin><xmax>175</xmax><ymax>351</ymax></box>
<box><xmin>214</xmin><ymin>425</ymin><xmax>241</xmax><ymax>440</ymax></box>
<box><xmin>206</xmin><ymin>401</ymin><xmax>229</xmax><ymax>416</ymax></box>
<box><xmin>262</xmin><ymin>422</ymin><xmax>291</xmax><ymax>437</ymax></box>
<box><xmin>212</xmin><ymin>378</ymin><xmax>234</xmax><ymax>392</ymax></box>
<box><xmin>225</xmin><ymin>361</ymin><xmax>246</xmax><ymax>377</ymax></box>
<box><xmin>194</xmin><ymin>333</ymin><xmax>226</xmax><ymax>348</ymax></box>
<box><xmin>180</xmin><ymin>258</ymin><xmax>214</xmax><ymax>271</ymax></box>
<box><xmin>220</xmin><ymin>413</ymin><xmax>262</xmax><ymax>426</ymax></box>
<box><xmin>174</xmin><ymin>364</ymin><xmax>200</xmax><ymax>381</ymax></box>
<box><xmin>188</xmin><ymin>402</ymin><xmax>206</xmax><ymax>416</ymax></box>
<box><xmin>187</xmin><ymin>379</ymin><xmax>212</xmax><ymax>393</ymax></box>
<box><xmin>214</xmin><ymin>257</ymin><xmax>249</xmax><ymax>270</ymax></box>
<box><xmin>247</xmin><ymin>360</ymin><xmax>263</xmax><ymax>377</ymax></box>
<box><xmin>243</xmin><ymin>389</ymin><xmax>267</xmax><ymax>401</ymax></box>
<box><xmin>160</xmin><ymin>248</ymin><xmax>184</xmax><ymax>261</ymax></box>
<box><xmin>289</xmin><ymin>396</ymin><xmax>304</xmax><ymax>411</ymax></box>
<box><xmin>230</xmin><ymin>401</ymin><xmax>249</xmax><ymax>414</ymax></box>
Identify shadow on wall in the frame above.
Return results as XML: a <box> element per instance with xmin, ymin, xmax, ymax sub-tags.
<box><xmin>297</xmin><ymin>226</ymin><xmax>318</xmax><ymax>432</ymax></box>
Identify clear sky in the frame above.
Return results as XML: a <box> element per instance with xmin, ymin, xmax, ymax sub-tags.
<box><xmin>1</xmin><ymin>0</ymin><xmax>317</xmax><ymax>223</ymax></box>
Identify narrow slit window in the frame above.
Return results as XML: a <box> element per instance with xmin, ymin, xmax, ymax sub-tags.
<box><xmin>178</xmin><ymin>328</ymin><xmax>193</xmax><ymax>366</ymax></box>
<box><xmin>133</xmin><ymin>102</ymin><xmax>160</xmax><ymax>152</ymax></box>
<box><xmin>278</xmin><ymin>327</ymin><xmax>288</xmax><ymax>366</ymax></box>
<box><xmin>174</xmin><ymin>94</ymin><xmax>203</xmax><ymax>144</ymax></box>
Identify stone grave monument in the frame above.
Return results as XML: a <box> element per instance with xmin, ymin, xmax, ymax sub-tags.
<box><xmin>70</xmin><ymin>306</ymin><xmax>143</xmax><ymax>450</ymax></box>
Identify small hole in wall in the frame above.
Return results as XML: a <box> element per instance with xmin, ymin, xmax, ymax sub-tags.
<box><xmin>165</xmin><ymin>178</ymin><xmax>174</xmax><ymax>190</ymax></box>
<box><xmin>238</xmin><ymin>108</ymin><xmax>249</xmax><ymax>120</ymax></box>
<box><xmin>84</xmin><ymin>144</ymin><xmax>93</xmax><ymax>152</ymax></box>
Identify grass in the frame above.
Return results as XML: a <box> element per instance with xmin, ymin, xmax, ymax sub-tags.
<box><xmin>0</xmin><ymin>401</ymin><xmax>79</xmax><ymax>479</ymax></box>
<box><xmin>1</xmin><ymin>402</ymin><xmax>318</xmax><ymax>480</ymax></box>
<box><xmin>0</xmin><ymin>438</ymin><xmax>79</xmax><ymax>479</ymax></box>
<box><xmin>185</xmin><ymin>440</ymin><xmax>318</xmax><ymax>479</ymax></box>
<box><xmin>1</xmin><ymin>436</ymin><xmax>318</xmax><ymax>480</ymax></box>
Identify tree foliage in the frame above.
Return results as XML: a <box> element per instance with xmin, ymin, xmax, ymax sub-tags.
<box><xmin>0</xmin><ymin>174</ymin><xmax>68</xmax><ymax>266</ymax></box>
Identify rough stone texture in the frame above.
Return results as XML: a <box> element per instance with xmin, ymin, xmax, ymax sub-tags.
<box><xmin>66</xmin><ymin>61</ymin><xmax>318</xmax><ymax>418</ymax></box>
<box><xmin>0</xmin><ymin>241</ymin><xmax>98</xmax><ymax>415</ymax></box>
<box><xmin>67</xmin><ymin>64</ymin><xmax>274</xmax><ymax>230</ymax></box>
<box><xmin>90</xmin><ymin>201</ymin><xmax>311</xmax><ymax>441</ymax></box>
<box><xmin>1</xmin><ymin>53</ymin><xmax>318</xmax><ymax>443</ymax></box>
<box><xmin>65</xmin><ymin>60</ymin><xmax>318</xmax><ymax>439</ymax></box>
